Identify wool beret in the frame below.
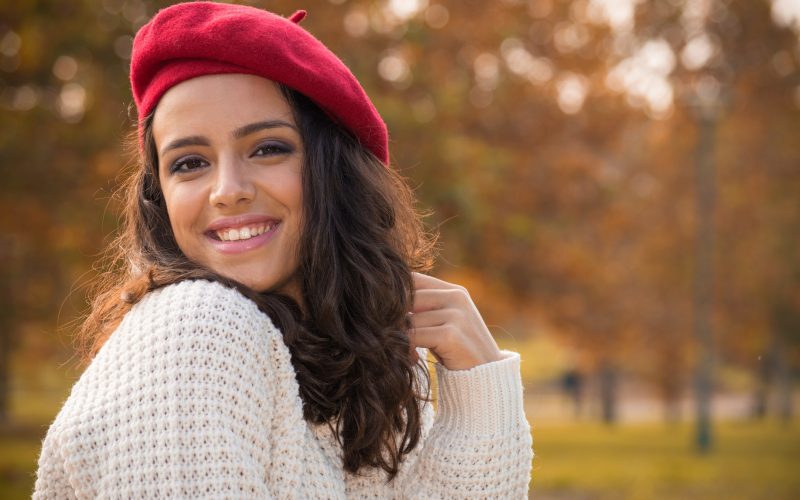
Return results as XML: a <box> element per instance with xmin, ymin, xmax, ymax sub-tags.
<box><xmin>130</xmin><ymin>1</ymin><xmax>389</xmax><ymax>164</ymax></box>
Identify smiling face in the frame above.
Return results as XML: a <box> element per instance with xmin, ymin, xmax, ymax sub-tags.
<box><xmin>152</xmin><ymin>73</ymin><xmax>304</xmax><ymax>299</ymax></box>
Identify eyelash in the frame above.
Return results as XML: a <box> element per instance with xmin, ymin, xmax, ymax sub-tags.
<box><xmin>168</xmin><ymin>142</ymin><xmax>293</xmax><ymax>174</ymax></box>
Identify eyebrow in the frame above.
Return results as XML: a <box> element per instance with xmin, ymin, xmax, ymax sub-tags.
<box><xmin>160</xmin><ymin>120</ymin><xmax>299</xmax><ymax>156</ymax></box>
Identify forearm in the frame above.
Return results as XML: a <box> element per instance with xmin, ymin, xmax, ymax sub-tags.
<box><xmin>397</xmin><ymin>351</ymin><xmax>533</xmax><ymax>499</ymax></box>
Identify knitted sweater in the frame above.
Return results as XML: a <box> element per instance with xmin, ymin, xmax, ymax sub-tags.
<box><xmin>33</xmin><ymin>279</ymin><xmax>533</xmax><ymax>499</ymax></box>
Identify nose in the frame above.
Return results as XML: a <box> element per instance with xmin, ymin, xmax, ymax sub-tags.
<box><xmin>209</xmin><ymin>155</ymin><xmax>255</xmax><ymax>208</ymax></box>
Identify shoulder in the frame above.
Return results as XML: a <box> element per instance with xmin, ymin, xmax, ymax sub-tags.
<box><xmin>98</xmin><ymin>277</ymin><xmax>283</xmax><ymax>364</ymax></box>
<box><xmin>122</xmin><ymin>278</ymin><xmax>280</xmax><ymax>343</ymax></box>
<box><xmin>81</xmin><ymin>279</ymin><xmax>287</xmax><ymax>391</ymax></box>
<box><xmin>136</xmin><ymin>278</ymin><xmax>265</xmax><ymax>322</ymax></box>
<box><xmin>70</xmin><ymin>279</ymin><xmax>287</xmax><ymax>413</ymax></box>
<box><xmin>39</xmin><ymin>281</ymin><xmax>290</xmax><ymax>492</ymax></box>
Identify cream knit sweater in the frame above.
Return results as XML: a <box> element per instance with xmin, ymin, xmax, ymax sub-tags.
<box><xmin>33</xmin><ymin>280</ymin><xmax>533</xmax><ymax>499</ymax></box>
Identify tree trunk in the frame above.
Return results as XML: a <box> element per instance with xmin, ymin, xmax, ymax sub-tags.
<box><xmin>752</xmin><ymin>352</ymin><xmax>770</xmax><ymax>419</ymax></box>
<box><xmin>693</xmin><ymin>107</ymin><xmax>717</xmax><ymax>454</ymax></box>
<box><xmin>598</xmin><ymin>360</ymin><xmax>618</xmax><ymax>425</ymax></box>
<box><xmin>0</xmin><ymin>329</ymin><xmax>8</xmax><ymax>424</ymax></box>
<box><xmin>0</xmin><ymin>236</ymin><xmax>13</xmax><ymax>425</ymax></box>
<box><xmin>772</xmin><ymin>334</ymin><xmax>794</xmax><ymax>423</ymax></box>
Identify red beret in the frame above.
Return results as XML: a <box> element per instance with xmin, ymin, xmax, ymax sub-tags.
<box><xmin>130</xmin><ymin>1</ymin><xmax>389</xmax><ymax>164</ymax></box>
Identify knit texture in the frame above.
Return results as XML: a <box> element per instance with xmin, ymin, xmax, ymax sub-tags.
<box><xmin>33</xmin><ymin>280</ymin><xmax>533</xmax><ymax>499</ymax></box>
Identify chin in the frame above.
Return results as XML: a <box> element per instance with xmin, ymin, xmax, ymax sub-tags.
<box><xmin>233</xmin><ymin>275</ymin><xmax>275</xmax><ymax>292</ymax></box>
<box><xmin>240</xmin><ymin>272</ymin><xmax>294</xmax><ymax>295</ymax></box>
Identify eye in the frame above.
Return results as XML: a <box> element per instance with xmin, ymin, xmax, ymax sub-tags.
<box><xmin>252</xmin><ymin>142</ymin><xmax>292</xmax><ymax>158</ymax></box>
<box><xmin>169</xmin><ymin>156</ymin><xmax>208</xmax><ymax>174</ymax></box>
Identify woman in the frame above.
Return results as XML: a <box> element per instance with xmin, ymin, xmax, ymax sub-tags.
<box><xmin>33</xmin><ymin>2</ymin><xmax>533</xmax><ymax>498</ymax></box>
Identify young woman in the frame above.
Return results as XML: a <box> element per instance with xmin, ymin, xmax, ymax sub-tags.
<box><xmin>33</xmin><ymin>2</ymin><xmax>533</xmax><ymax>498</ymax></box>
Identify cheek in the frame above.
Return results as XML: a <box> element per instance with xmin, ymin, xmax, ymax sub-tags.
<box><xmin>283</xmin><ymin>172</ymin><xmax>304</xmax><ymax>220</ymax></box>
<box><xmin>288</xmin><ymin>187</ymin><xmax>303</xmax><ymax>223</ymax></box>
<box><xmin>163</xmin><ymin>185</ymin><xmax>204</xmax><ymax>245</ymax></box>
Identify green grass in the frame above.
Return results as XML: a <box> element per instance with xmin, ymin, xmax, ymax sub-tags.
<box><xmin>3</xmin><ymin>387</ymin><xmax>798</xmax><ymax>499</ymax></box>
<box><xmin>0</xmin><ymin>424</ymin><xmax>45</xmax><ymax>500</ymax></box>
<box><xmin>531</xmin><ymin>419</ymin><xmax>800</xmax><ymax>499</ymax></box>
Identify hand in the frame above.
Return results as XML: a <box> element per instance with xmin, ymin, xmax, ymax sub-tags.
<box><xmin>408</xmin><ymin>272</ymin><xmax>504</xmax><ymax>370</ymax></box>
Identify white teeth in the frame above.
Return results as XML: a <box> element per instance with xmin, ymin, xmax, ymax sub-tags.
<box><xmin>215</xmin><ymin>223</ymin><xmax>277</xmax><ymax>242</ymax></box>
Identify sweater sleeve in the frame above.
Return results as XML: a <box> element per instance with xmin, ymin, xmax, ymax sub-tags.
<box><xmin>31</xmin><ymin>427</ymin><xmax>77</xmax><ymax>500</ymax></box>
<box><xmin>32</xmin><ymin>280</ymin><xmax>280</xmax><ymax>499</ymax></box>
<box><xmin>395</xmin><ymin>350</ymin><xmax>533</xmax><ymax>499</ymax></box>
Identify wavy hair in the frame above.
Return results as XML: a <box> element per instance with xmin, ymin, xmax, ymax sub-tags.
<box><xmin>75</xmin><ymin>83</ymin><xmax>438</xmax><ymax>479</ymax></box>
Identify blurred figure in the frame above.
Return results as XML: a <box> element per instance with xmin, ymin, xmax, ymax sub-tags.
<box><xmin>561</xmin><ymin>367</ymin><xmax>585</xmax><ymax>419</ymax></box>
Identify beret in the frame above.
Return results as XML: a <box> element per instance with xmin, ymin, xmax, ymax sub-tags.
<box><xmin>130</xmin><ymin>1</ymin><xmax>389</xmax><ymax>164</ymax></box>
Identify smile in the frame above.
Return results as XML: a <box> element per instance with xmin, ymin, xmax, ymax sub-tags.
<box><xmin>215</xmin><ymin>222</ymin><xmax>277</xmax><ymax>241</ymax></box>
<box><xmin>205</xmin><ymin>220</ymin><xmax>281</xmax><ymax>255</ymax></box>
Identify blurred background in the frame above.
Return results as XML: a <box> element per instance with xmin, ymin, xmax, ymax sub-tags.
<box><xmin>1</xmin><ymin>0</ymin><xmax>799</xmax><ymax>498</ymax></box>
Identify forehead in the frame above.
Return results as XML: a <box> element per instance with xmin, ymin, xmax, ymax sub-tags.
<box><xmin>151</xmin><ymin>74</ymin><xmax>296</xmax><ymax>143</ymax></box>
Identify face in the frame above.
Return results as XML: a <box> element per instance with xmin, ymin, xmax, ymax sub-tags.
<box><xmin>152</xmin><ymin>73</ymin><xmax>304</xmax><ymax>299</ymax></box>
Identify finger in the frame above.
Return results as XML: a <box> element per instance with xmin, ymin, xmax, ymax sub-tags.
<box><xmin>412</xmin><ymin>272</ymin><xmax>463</xmax><ymax>291</ymax></box>
<box><xmin>411</xmin><ymin>288</ymin><xmax>466</xmax><ymax>313</ymax></box>
<box><xmin>412</xmin><ymin>287</ymin><xmax>470</xmax><ymax>313</ymax></box>
<box><xmin>408</xmin><ymin>308</ymin><xmax>451</xmax><ymax>329</ymax></box>
<box><xmin>408</xmin><ymin>325</ymin><xmax>449</xmax><ymax>352</ymax></box>
<box><xmin>408</xmin><ymin>338</ymin><xmax>442</xmax><ymax>365</ymax></box>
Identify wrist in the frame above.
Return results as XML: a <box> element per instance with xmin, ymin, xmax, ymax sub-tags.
<box><xmin>435</xmin><ymin>350</ymin><xmax>528</xmax><ymax>436</ymax></box>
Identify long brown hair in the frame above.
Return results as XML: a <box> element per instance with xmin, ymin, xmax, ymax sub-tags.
<box><xmin>76</xmin><ymin>83</ymin><xmax>438</xmax><ymax>479</ymax></box>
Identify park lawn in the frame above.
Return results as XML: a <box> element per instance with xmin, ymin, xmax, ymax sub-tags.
<box><xmin>531</xmin><ymin>418</ymin><xmax>800</xmax><ymax>499</ymax></box>
<box><xmin>0</xmin><ymin>429</ymin><xmax>43</xmax><ymax>500</ymax></box>
<box><xmin>2</xmin><ymin>390</ymin><xmax>798</xmax><ymax>499</ymax></box>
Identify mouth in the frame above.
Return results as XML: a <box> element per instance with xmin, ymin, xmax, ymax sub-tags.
<box><xmin>204</xmin><ymin>219</ymin><xmax>282</xmax><ymax>254</ymax></box>
<box><xmin>206</xmin><ymin>221</ymin><xmax>280</xmax><ymax>241</ymax></box>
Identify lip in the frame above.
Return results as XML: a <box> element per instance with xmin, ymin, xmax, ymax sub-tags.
<box><xmin>204</xmin><ymin>213</ymin><xmax>282</xmax><ymax>255</ymax></box>
<box><xmin>206</xmin><ymin>214</ymin><xmax>281</xmax><ymax>232</ymax></box>
<box><xmin>206</xmin><ymin>221</ymin><xmax>281</xmax><ymax>255</ymax></box>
